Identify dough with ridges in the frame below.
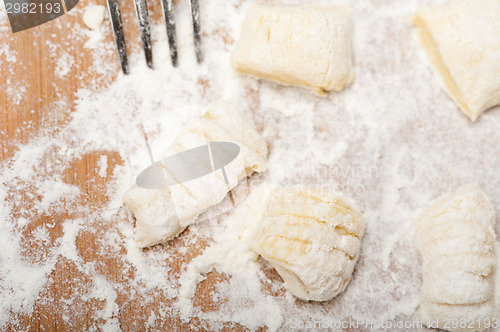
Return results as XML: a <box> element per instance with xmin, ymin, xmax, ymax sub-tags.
<box><xmin>246</xmin><ymin>186</ymin><xmax>364</xmax><ymax>301</ymax></box>
<box><xmin>416</xmin><ymin>183</ymin><xmax>496</xmax><ymax>331</ymax></box>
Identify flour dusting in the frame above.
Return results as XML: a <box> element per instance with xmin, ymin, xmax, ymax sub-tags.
<box><xmin>1</xmin><ymin>0</ymin><xmax>500</xmax><ymax>331</ymax></box>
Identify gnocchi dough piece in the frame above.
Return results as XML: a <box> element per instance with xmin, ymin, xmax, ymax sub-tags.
<box><xmin>123</xmin><ymin>106</ymin><xmax>268</xmax><ymax>248</ymax></box>
<box><xmin>123</xmin><ymin>185</ymin><xmax>186</xmax><ymax>246</ymax></box>
<box><xmin>246</xmin><ymin>186</ymin><xmax>364</xmax><ymax>301</ymax></box>
<box><xmin>83</xmin><ymin>5</ymin><xmax>106</xmax><ymax>30</ymax></box>
<box><xmin>231</xmin><ymin>5</ymin><xmax>354</xmax><ymax>95</ymax></box>
<box><xmin>416</xmin><ymin>183</ymin><xmax>496</xmax><ymax>331</ymax></box>
<box><xmin>414</xmin><ymin>0</ymin><xmax>500</xmax><ymax>121</ymax></box>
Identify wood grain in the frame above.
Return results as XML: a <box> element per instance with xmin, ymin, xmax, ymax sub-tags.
<box><xmin>0</xmin><ymin>0</ymin><xmax>272</xmax><ymax>330</ymax></box>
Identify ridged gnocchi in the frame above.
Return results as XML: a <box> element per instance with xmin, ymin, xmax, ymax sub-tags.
<box><xmin>246</xmin><ymin>186</ymin><xmax>364</xmax><ymax>301</ymax></box>
<box><xmin>416</xmin><ymin>183</ymin><xmax>496</xmax><ymax>332</ymax></box>
<box><xmin>123</xmin><ymin>106</ymin><xmax>268</xmax><ymax>248</ymax></box>
<box><xmin>231</xmin><ymin>5</ymin><xmax>354</xmax><ymax>95</ymax></box>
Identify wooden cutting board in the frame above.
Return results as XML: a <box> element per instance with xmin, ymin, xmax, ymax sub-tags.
<box><xmin>0</xmin><ymin>0</ymin><xmax>266</xmax><ymax>330</ymax></box>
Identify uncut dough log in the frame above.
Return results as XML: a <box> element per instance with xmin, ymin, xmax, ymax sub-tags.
<box><xmin>246</xmin><ymin>186</ymin><xmax>364</xmax><ymax>301</ymax></box>
<box><xmin>416</xmin><ymin>183</ymin><xmax>496</xmax><ymax>332</ymax></box>
<box><xmin>414</xmin><ymin>0</ymin><xmax>500</xmax><ymax>121</ymax></box>
<box><xmin>123</xmin><ymin>106</ymin><xmax>268</xmax><ymax>248</ymax></box>
<box><xmin>231</xmin><ymin>5</ymin><xmax>354</xmax><ymax>95</ymax></box>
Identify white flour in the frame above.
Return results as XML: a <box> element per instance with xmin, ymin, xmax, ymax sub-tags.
<box><xmin>98</xmin><ymin>155</ymin><xmax>108</xmax><ymax>178</ymax></box>
<box><xmin>1</xmin><ymin>0</ymin><xmax>500</xmax><ymax>331</ymax></box>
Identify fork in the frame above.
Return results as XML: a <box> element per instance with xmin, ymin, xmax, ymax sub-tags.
<box><xmin>106</xmin><ymin>0</ymin><xmax>202</xmax><ymax>74</ymax></box>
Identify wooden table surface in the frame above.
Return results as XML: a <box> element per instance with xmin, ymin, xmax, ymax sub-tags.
<box><xmin>0</xmin><ymin>0</ymin><xmax>269</xmax><ymax>330</ymax></box>
<box><xmin>7</xmin><ymin>0</ymin><xmax>487</xmax><ymax>330</ymax></box>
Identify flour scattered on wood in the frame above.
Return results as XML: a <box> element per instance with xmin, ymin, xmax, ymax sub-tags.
<box><xmin>98</xmin><ymin>155</ymin><xmax>108</xmax><ymax>178</ymax></box>
<box><xmin>1</xmin><ymin>0</ymin><xmax>500</xmax><ymax>331</ymax></box>
<box><xmin>55</xmin><ymin>51</ymin><xmax>75</xmax><ymax>78</ymax></box>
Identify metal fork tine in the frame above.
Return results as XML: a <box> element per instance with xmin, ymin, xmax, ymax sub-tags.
<box><xmin>160</xmin><ymin>0</ymin><xmax>178</xmax><ymax>67</ymax></box>
<box><xmin>107</xmin><ymin>0</ymin><xmax>201</xmax><ymax>71</ymax></box>
<box><xmin>189</xmin><ymin>0</ymin><xmax>202</xmax><ymax>63</ymax></box>
<box><xmin>107</xmin><ymin>0</ymin><xmax>129</xmax><ymax>74</ymax></box>
<box><xmin>134</xmin><ymin>0</ymin><xmax>153</xmax><ymax>68</ymax></box>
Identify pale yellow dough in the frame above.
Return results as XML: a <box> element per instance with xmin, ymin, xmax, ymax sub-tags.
<box><xmin>246</xmin><ymin>186</ymin><xmax>364</xmax><ymax>301</ymax></box>
<box><xmin>414</xmin><ymin>0</ymin><xmax>500</xmax><ymax>121</ymax></box>
<box><xmin>123</xmin><ymin>106</ymin><xmax>268</xmax><ymax>248</ymax></box>
<box><xmin>416</xmin><ymin>183</ymin><xmax>496</xmax><ymax>332</ymax></box>
<box><xmin>231</xmin><ymin>5</ymin><xmax>354</xmax><ymax>95</ymax></box>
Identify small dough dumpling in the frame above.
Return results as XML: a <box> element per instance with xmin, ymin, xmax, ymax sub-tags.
<box><xmin>123</xmin><ymin>185</ymin><xmax>186</xmax><ymax>246</ymax></box>
<box><xmin>416</xmin><ymin>183</ymin><xmax>496</xmax><ymax>332</ymax></box>
<box><xmin>231</xmin><ymin>5</ymin><xmax>354</xmax><ymax>95</ymax></box>
<box><xmin>414</xmin><ymin>0</ymin><xmax>500</xmax><ymax>121</ymax></box>
<box><xmin>83</xmin><ymin>5</ymin><xmax>106</xmax><ymax>30</ymax></box>
<box><xmin>247</xmin><ymin>186</ymin><xmax>364</xmax><ymax>301</ymax></box>
<box><xmin>123</xmin><ymin>106</ymin><xmax>268</xmax><ymax>248</ymax></box>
